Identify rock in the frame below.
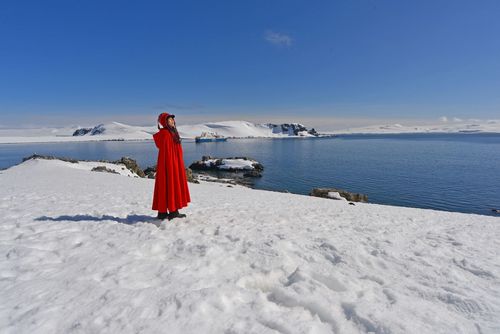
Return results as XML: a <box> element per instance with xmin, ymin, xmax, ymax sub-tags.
<box><xmin>243</xmin><ymin>170</ymin><xmax>262</xmax><ymax>178</ymax></box>
<box><xmin>189</xmin><ymin>156</ymin><xmax>264</xmax><ymax>174</ymax></box>
<box><xmin>90</xmin><ymin>124</ymin><xmax>106</xmax><ymax>135</ymax></box>
<box><xmin>143</xmin><ymin>166</ymin><xmax>156</xmax><ymax>179</ymax></box>
<box><xmin>72</xmin><ymin>128</ymin><xmax>92</xmax><ymax>136</ymax></box>
<box><xmin>310</xmin><ymin>188</ymin><xmax>368</xmax><ymax>203</ymax></box>
<box><xmin>308</xmin><ymin>128</ymin><xmax>318</xmax><ymax>136</ymax></box>
<box><xmin>185</xmin><ymin>168</ymin><xmax>199</xmax><ymax>183</ymax></box>
<box><xmin>492</xmin><ymin>209</ymin><xmax>500</xmax><ymax>214</ymax></box>
<box><xmin>91</xmin><ymin>166</ymin><xmax>119</xmax><ymax>174</ymax></box>
<box><xmin>115</xmin><ymin>157</ymin><xmax>145</xmax><ymax>178</ymax></box>
<box><xmin>142</xmin><ymin>165</ymin><xmax>198</xmax><ymax>183</ymax></box>
<box><xmin>266</xmin><ymin>123</ymin><xmax>319</xmax><ymax>136</ymax></box>
<box><xmin>22</xmin><ymin>154</ymin><xmax>79</xmax><ymax>164</ymax></box>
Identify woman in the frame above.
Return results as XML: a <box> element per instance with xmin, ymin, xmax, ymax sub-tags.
<box><xmin>152</xmin><ymin>112</ymin><xmax>191</xmax><ymax>220</ymax></box>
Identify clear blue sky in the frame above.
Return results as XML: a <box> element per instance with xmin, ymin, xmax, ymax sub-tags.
<box><xmin>1</xmin><ymin>0</ymin><xmax>499</xmax><ymax>129</ymax></box>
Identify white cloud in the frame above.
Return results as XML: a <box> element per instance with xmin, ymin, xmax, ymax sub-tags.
<box><xmin>264</xmin><ymin>30</ymin><xmax>293</xmax><ymax>46</ymax></box>
<box><xmin>452</xmin><ymin>117</ymin><xmax>463</xmax><ymax>122</ymax></box>
<box><xmin>439</xmin><ymin>116</ymin><xmax>448</xmax><ymax>122</ymax></box>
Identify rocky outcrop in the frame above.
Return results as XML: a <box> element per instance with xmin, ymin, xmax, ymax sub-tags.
<box><xmin>189</xmin><ymin>156</ymin><xmax>264</xmax><ymax>175</ymax></box>
<box><xmin>266</xmin><ymin>123</ymin><xmax>319</xmax><ymax>137</ymax></box>
<box><xmin>143</xmin><ymin>166</ymin><xmax>156</xmax><ymax>179</ymax></box>
<box><xmin>23</xmin><ymin>154</ymin><xmax>79</xmax><ymax>164</ymax></box>
<box><xmin>185</xmin><ymin>168</ymin><xmax>199</xmax><ymax>183</ymax></box>
<box><xmin>115</xmin><ymin>157</ymin><xmax>145</xmax><ymax>178</ymax></box>
<box><xmin>72</xmin><ymin>128</ymin><xmax>92</xmax><ymax>136</ymax></box>
<box><xmin>142</xmin><ymin>165</ymin><xmax>199</xmax><ymax>183</ymax></box>
<box><xmin>310</xmin><ymin>188</ymin><xmax>368</xmax><ymax>203</ymax></box>
<box><xmin>91</xmin><ymin>166</ymin><xmax>119</xmax><ymax>174</ymax></box>
<box><xmin>72</xmin><ymin>124</ymin><xmax>106</xmax><ymax>136</ymax></box>
<box><xmin>188</xmin><ymin>156</ymin><xmax>264</xmax><ymax>187</ymax></box>
<box><xmin>22</xmin><ymin>155</ymin><xmax>145</xmax><ymax>178</ymax></box>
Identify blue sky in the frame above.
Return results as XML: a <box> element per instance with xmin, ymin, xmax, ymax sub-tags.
<box><xmin>1</xmin><ymin>0</ymin><xmax>499</xmax><ymax>129</ymax></box>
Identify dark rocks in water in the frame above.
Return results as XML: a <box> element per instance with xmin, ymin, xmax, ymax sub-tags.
<box><xmin>190</xmin><ymin>156</ymin><xmax>264</xmax><ymax>175</ymax></box>
<box><xmin>115</xmin><ymin>157</ymin><xmax>145</xmax><ymax>178</ymax></box>
<box><xmin>189</xmin><ymin>156</ymin><xmax>264</xmax><ymax>187</ymax></box>
<box><xmin>72</xmin><ymin>128</ymin><xmax>92</xmax><ymax>136</ymax></box>
<box><xmin>22</xmin><ymin>154</ymin><xmax>79</xmax><ymax>164</ymax></box>
<box><xmin>243</xmin><ymin>170</ymin><xmax>262</xmax><ymax>178</ymax></box>
<box><xmin>310</xmin><ymin>188</ymin><xmax>368</xmax><ymax>203</ymax></box>
<box><xmin>91</xmin><ymin>166</ymin><xmax>119</xmax><ymax>174</ymax></box>
<box><xmin>492</xmin><ymin>209</ymin><xmax>500</xmax><ymax>214</ymax></box>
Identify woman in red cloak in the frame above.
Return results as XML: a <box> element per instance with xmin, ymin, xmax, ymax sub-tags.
<box><xmin>152</xmin><ymin>112</ymin><xmax>191</xmax><ymax>220</ymax></box>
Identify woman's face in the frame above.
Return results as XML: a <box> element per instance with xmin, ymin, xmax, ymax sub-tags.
<box><xmin>167</xmin><ymin>117</ymin><xmax>175</xmax><ymax>127</ymax></box>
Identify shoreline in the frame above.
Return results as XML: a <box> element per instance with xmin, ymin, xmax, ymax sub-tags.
<box><xmin>4</xmin><ymin>155</ymin><xmax>500</xmax><ymax>218</ymax></box>
<box><xmin>2</xmin><ymin>131</ymin><xmax>500</xmax><ymax>145</ymax></box>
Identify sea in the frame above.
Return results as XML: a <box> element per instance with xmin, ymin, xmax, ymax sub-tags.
<box><xmin>1</xmin><ymin>133</ymin><xmax>499</xmax><ymax>216</ymax></box>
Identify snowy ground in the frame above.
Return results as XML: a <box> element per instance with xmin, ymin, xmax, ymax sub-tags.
<box><xmin>1</xmin><ymin>159</ymin><xmax>499</xmax><ymax>334</ymax></box>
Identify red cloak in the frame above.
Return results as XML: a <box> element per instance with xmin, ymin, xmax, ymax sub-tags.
<box><xmin>152</xmin><ymin>114</ymin><xmax>191</xmax><ymax>212</ymax></box>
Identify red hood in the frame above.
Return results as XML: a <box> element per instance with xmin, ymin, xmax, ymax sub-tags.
<box><xmin>158</xmin><ymin>112</ymin><xmax>174</xmax><ymax>128</ymax></box>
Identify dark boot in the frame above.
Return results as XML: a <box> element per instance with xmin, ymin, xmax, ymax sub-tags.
<box><xmin>168</xmin><ymin>210</ymin><xmax>187</xmax><ymax>220</ymax></box>
<box><xmin>156</xmin><ymin>212</ymin><xmax>169</xmax><ymax>220</ymax></box>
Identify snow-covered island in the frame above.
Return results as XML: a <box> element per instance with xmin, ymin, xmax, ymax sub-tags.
<box><xmin>1</xmin><ymin>157</ymin><xmax>499</xmax><ymax>333</ymax></box>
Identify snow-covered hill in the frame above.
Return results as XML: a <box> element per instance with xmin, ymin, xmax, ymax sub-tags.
<box><xmin>177</xmin><ymin>121</ymin><xmax>317</xmax><ymax>138</ymax></box>
<box><xmin>1</xmin><ymin>158</ymin><xmax>499</xmax><ymax>333</ymax></box>
<box><xmin>328</xmin><ymin>119</ymin><xmax>500</xmax><ymax>135</ymax></box>
<box><xmin>71</xmin><ymin>122</ymin><xmax>155</xmax><ymax>138</ymax></box>
<box><xmin>0</xmin><ymin>122</ymin><xmax>155</xmax><ymax>144</ymax></box>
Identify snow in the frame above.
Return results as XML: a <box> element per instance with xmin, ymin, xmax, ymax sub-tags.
<box><xmin>1</xmin><ymin>158</ymin><xmax>500</xmax><ymax>333</ymax></box>
<box><xmin>203</xmin><ymin>158</ymin><xmax>256</xmax><ymax>170</ymax></box>
<box><xmin>327</xmin><ymin>192</ymin><xmax>348</xmax><ymax>201</ymax></box>
<box><xmin>327</xmin><ymin>119</ymin><xmax>500</xmax><ymax>135</ymax></box>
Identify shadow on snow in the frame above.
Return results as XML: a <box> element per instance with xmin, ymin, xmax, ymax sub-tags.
<box><xmin>35</xmin><ymin>214</ymin><xmax>158</xmax><ymax>226</ymax></box>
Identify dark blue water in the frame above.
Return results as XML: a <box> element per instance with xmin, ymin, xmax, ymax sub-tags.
<box><xmin>1</xmin><ymin>133</ymin><xmax>499</xmax><ymax>216</ymax></box>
